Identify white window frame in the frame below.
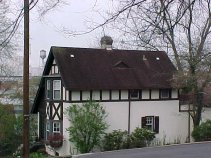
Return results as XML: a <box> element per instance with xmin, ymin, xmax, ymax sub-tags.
<box><xmin>160</xmin><ymin>89</ymin><xmax>170</xmax><ymax>99</ymax></box>
<box><xmin>53</xmin><ymin>122</ymin><xmax>61</xmax><ymax>133</ymax></box>
<box><xmin>53</xmin><ymin>80</ymin><xmax>61</xmax><ymax>100</ymax></box>
<box><xmin>146</xmin><ymin>116</ymin><xmax>154</xmax><ymax>131</ymax></box>
<box><xmin>130</xmin><ymin>90</ymin><xmax>139</xmax><ymax>99</ymax></box>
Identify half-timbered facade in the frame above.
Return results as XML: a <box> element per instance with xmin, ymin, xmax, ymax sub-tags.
<box><xmin>32</xmin><ymin>45</ymin><xmax>192</xmax><ymax>156</ymax></box>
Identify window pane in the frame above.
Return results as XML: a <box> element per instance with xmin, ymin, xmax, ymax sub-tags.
<box><xmin>130</xmin><ymin>90</ymin><xmax>139</xmax><ymax>99</ymax></box>
<box><xmin>53</xmin><ymin>122</ymin><xmax>60</xmax><ymax>133</ymax></box>
<box><xmin>46</xmin><ymin>121</ymin><xmax>50</xmax><ymax>139</ymax></box>
<box><xmin>54</xmin><ymin>90</ymin><xmax>61</xmax><ymax>100</ymax></box>
<box><xmin>161</xmin><ymin>89</ymin><xmax>170</xmax><ymax>98</ymax></box>
<box><xmin>47</xmin><ymin>90</ymin><xmax>51</xmax><ymax>99</ymax></box>
<box><xmin>146</xmin><ymin>116</ymin><xmax>153</xmax><ymax>131</ymax></box>
<box><xmin>47</xmin><ymin>80</ymin><xmax>51</xmax><ymax>90</ymax></box>
<box><xmin>53</xmin><ymin>80</ymin><xmax>61</xmax><ymax>90</ymax></box>
<box><xmin>46</xmin><ymin>80</ymin><xmax>51</xmax><ymax>99</ymax></box>
<box><xmin>53</xmin><ymin>80</ymin><xmax>61</xmax><ymax>100</ymax></box>
<box><xmin>55</xmin><ymin>66</ymin><xmax>59</xmax><ymax>74</ymax></box>
<box><xmin>46</xmin><ymin>122</ymin><xmax>50</xmax><ymax>131</ymax></box>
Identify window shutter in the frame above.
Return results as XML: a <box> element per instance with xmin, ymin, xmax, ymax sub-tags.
<box><xmin>154</xmin><ymin>116</ymin><xmax>159</xmax><ymax>133</ymax></box>
<box><xmin>141</xmin><ymin>117</ymin><xmax>147</xmax><ymax>128</ymax></box>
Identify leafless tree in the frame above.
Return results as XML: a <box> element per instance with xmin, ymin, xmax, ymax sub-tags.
<box><xmin>0</xmin><ymin>0</ymin><xmax>65</xmax><ymax>97</ymax></box>
<box><xmin>72</xmin><ymin>0</ymin><xmax>211</xmax><ymax>128</ymax></box>
<box><xmin>114</xmin><ymin>0</ymin><xmax>211</xmax><ymax>127</ymax></box>
<box><xmin>0</xmin><ymin>0</ymin><xmax>66</xmax><ymax>74</ymax></box>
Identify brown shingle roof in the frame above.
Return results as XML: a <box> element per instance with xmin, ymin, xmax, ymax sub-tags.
<box><xmin>51</xmin><ymin>47</ymin><xmax>176</xmax><ymax>90</ymax></box>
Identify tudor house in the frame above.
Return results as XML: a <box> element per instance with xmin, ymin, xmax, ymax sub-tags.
<box><xmin>31</xmin><ymin>37</ymin><xmax>195</xmax><ymax>156</ymax></box>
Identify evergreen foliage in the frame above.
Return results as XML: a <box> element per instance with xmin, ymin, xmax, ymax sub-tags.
<box><xmin>192</xmin><ymin>120</ymin><xmax>211</xmax><ymax>141</ymax></box>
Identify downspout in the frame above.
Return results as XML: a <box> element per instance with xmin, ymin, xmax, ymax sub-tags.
<box><xmin>128</xmin><ymin>99</ymin><xmax>131</xmax><ymax>134</ymax></box>
<box><xmin>188</xmin><ymin>104</ymin><xmax>191</xmax><ymax>143</ymax></box>
<box><xmin>38</xmin><ymin>112</ymin><xmax>40</xmax><ymax>139</ymax></box>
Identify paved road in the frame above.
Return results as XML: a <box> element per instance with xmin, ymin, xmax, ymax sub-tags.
<box><xmin>75</xmin><ymin>142</ymin><xmax>211</xmax><ymax>158</ymax></box>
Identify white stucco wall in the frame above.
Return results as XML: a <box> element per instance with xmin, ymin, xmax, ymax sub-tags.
<box><xmin>201</xmin><ymin>108</ymin><xmax>211</xmax><ymax>122</ymax></box>
<box><xmin>171</xmin><ymin>89</ymin><xmax>178</xmax><ymax>98</ymax></box>
<box><xmin>121</xmin><ymin>90</ymin><xmax>128</xmax><ymax>99</ymax></box>
<box><xmin>57</xmin><ymin>102</ymin><xmax>189</xmax><ymax>156</ymax></box>
<box><xmin>130</xmin><ymin>100</ymin><xmax>189</xmax><ymax>144</ymax></box>
<box><xmin>151</xmin><ymin>90</ymin><xmax>159</xmax><ymax>99</ymax></box>
<box><xmin>47</xmin><ymin>90</ymin><xmax>211</xmax><ymax>156</ymax></box>
<box><xmin>72</xmin><ymin>91</ymin><xmax>80</xmax><ymax>101</ymax></box>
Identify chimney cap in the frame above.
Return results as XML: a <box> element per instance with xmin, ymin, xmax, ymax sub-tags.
<box><xmin>100</xmin><ymin>36</ymin><xmax>113</xmax><ymax>47</ymax></box>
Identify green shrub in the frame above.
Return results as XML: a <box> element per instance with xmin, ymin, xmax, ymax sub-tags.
<box><xmin>102</xmin><ymin>130</ymin><xmax>128</xmax><ymax>151</ymax></box>
<box><xmin>66</xmin><ymin>100</ymin><xmax>108</xmax><ymax>153</ymax></box>
<box><xmin>130</xmin><ymin>127</ymin><xmax>155</xmax><ymax>148</ymax></box>
<box><xmin>192</xmin><ymin>120</ymin><xmax>211</xmax><ymax>142</ymax></box>
<box><xmin>30</xmin><ymin>152</ymin><xmax>46</xmax><ymax>158</ymax></box>
<box><xmin>102</xmin><ymin>128</ymin><xmax>155</xmax><ymax>151</ymax></box>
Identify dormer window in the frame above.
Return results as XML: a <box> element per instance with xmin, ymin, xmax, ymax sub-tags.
<box><xmin>53</xmin><ymin>80</ymin><xmax>61</xmax><ymax>100</ymax></box>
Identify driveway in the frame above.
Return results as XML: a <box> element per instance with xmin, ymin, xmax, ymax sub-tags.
<box><xmin>74</xmin><ymin>142</ymin><xmax>211</xmax><ymax>158</ymax></box>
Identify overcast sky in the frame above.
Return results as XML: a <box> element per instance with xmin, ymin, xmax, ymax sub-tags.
<box><xmin>16</xmin><ymin>0</ymin><xmax>118</xmax><ymax>67</ymax></box>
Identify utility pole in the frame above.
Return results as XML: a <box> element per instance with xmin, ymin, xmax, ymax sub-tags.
<box><xmin>23</xmin><ymin>0</ymin><xmax>30</xmax><ymax>157</ymax></box>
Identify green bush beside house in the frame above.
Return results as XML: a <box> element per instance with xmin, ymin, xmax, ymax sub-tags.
<box><xmin>192</xmin><ymin>120</ymin><xmax>211</xmax><ymax>141</ymax></box>
<box><xmin>102</xmin><ymin>128</ymin><xmax>155</xmax><ymax>151</ymax></box>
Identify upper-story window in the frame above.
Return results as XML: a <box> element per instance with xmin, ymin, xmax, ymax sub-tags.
<box><xmin>46</xmin><ymin>80</ymin><xmax>51</xmax><ymax>99</ymax></box>
<box><xmin>130</xmin><ymin>90</ymin><xmax>140</xmax><ymax>99</ymax></box>
<box><xmin>160</xmin><ymin>89</ymin><xmax>170</xmax><ymax>99</ymax></box>
<box><xmin>46</xmin><ymin>79</ymin><xmax>61</xmax><ymax>100</ymax></box>
<box><xmin>53</xmin><ymin>80</ymin><xmax>61</xmax><ymax>100</ymax></box>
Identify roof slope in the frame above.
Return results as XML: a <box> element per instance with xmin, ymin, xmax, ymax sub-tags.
<box><xmin>52</xmin><ymin>47</ymin><xmax>176</xmax><ymax>90</ymax></box>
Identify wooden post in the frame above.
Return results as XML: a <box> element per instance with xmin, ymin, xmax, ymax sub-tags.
<box><xmin>23</xmin><ymin>0</ymin><xmax>30</xmax><ymax>157</ymax></box>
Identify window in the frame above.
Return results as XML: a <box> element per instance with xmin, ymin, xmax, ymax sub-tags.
<box><xmin>146</xmin><ymin>117</ymin><xmax>154</xmax><ymax>131</ymax></box>
<box><xmin>46</xmin><ymin>80</ymin><xmax>51</xmax><ymax>99</ymax></box>
<box><xmin>54</xmin><ymin>66</ymin><xmax>59</xmax><ymax>74</ymax></box>
<box><xmin>160</xmin><ymin>89</ymin><xmax>170</xmax><ymax>99</ymax></box>
<box><xmin>46</xmin><ymin>79</ymin><xmax>62</xmax><ymax>100</ymax></box>
<box><xmin>53</xmin><ymin>122</ymin><xmax>61</xmax><ymax>133</ymax></box>
<box><xmin>46</xmin><ymin>121</ymin><xmax>50</xmax><ymax>139</ymax></box>
<box><xmin>53</xmin><ymin>80</ymin><xmax>61</xmax><ymax>100</ymax></box>
<box><xmin>130</xmin><ymin>90</ymin><xmax>139</xmax><ymax>99</ymax></box>
<box><xmin>142</xmin><ymin>116</ymin><xmax>159</xmax><ymax>133</ymax></box>
<box><xmin>46</xmin><ymin>121</ymin><xmax>62</xmax><ymax>140</ymax></box>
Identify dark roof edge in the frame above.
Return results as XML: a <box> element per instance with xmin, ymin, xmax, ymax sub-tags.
<box><xmin>31</xmin><ymin>47</ymin><xmax>54</xmax><ymax>113</ymax></box>
<box><xmin>50</xmin><ymin>46</ymin><xmax>167</xmax><ymax>53</ymax></box>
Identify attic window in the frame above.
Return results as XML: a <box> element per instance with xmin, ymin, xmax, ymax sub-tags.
<box><xmin>160</xmin><ymin>89</ymin><xmax>170</xmax><ymax>99</ymax></box>
<box><xmin>130</xmin><ymin>90</ymin><xmax>139</xmax><ymax>99</ymax></box>
<box><xmin>114</xmin><ymin>61</ymin><xmax>129</xmax><ymax>68</ymax></box>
